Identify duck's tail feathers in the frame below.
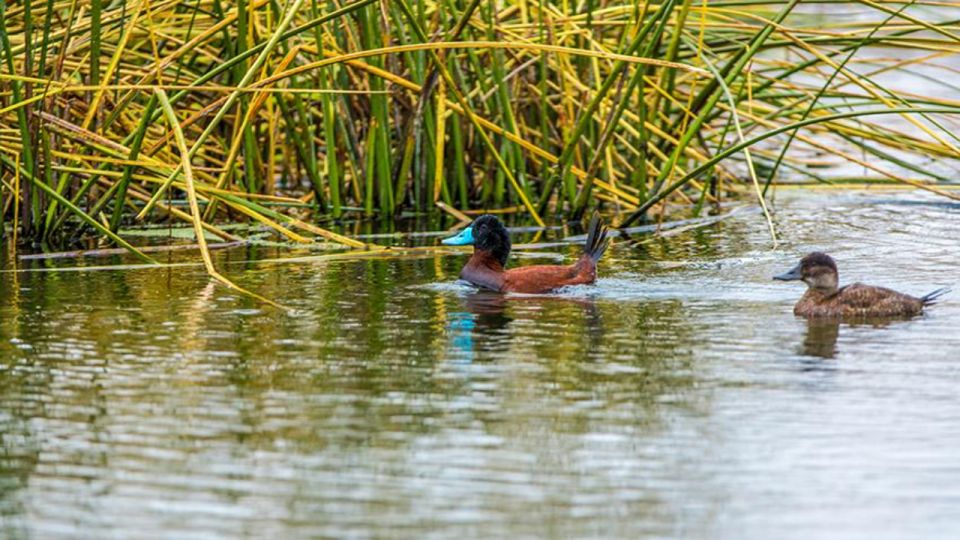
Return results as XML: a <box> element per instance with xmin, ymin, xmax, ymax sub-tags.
<box><xmin>921</xmin><ymin>287</ymin><xmax>951</xmax><ymax>306</ymax></box>
<box><xmin>582</xmin><ymin>212</ymin><xmax>609</xmax><ymax>264</ymax></box>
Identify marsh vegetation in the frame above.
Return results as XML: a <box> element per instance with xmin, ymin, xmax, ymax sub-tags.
<box><xmin>1</xmin><ymin>0</ymin><xmax>958</xmax><ymax>263</ymax></box>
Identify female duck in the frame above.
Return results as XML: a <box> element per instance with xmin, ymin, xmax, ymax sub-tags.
<box><xmin>442</xmin><ymin>214</ymin><xmax>608</xmax><ymax>294</ymax></box>
<box><xmin>774</xmin><ymin>252</ymin><xmax>948</xmax><ymax>318</ymax></box>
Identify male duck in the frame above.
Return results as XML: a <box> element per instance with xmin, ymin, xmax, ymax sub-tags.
<box><xmin>442</xmin><ymin>214</ymin><xmax>609</xmax><ymax>294</ymax></box>
<box><xmin>774</xmin><ymin>252</ymin><xmax>949</xmax><ymax>318</ymax></box>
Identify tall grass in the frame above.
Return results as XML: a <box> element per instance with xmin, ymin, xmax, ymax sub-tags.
<box><xmin>1</xmin><ymin>0</ymin><xmax>959</xmax><ymax>258</ymax></box>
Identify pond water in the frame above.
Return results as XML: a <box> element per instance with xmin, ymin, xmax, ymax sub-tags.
<box><xmin>1</xmin><ymin>190</ymin><xmax>959</xmax><ymax>539</ymax></box>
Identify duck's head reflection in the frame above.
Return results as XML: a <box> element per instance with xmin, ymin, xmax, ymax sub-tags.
<box><xmin>446</xmin><ymin>292</ymin><xmax>513</xmax><ymax>363</ymax></box>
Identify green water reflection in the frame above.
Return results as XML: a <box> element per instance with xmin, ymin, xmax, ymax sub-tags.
<box><xmin>1</xmin><ymin>191</ymin><xmax>959</xmax><ymax>538</ymax></box>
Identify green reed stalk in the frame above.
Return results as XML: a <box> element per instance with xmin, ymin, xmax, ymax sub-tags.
<box><xmin>89</xmin><ymin>0</ymin><xmax>101</xmax><ymax>120</ymax></box>
<box><xmin>393</xmin><ymin>0</ymin><xmax>544</xmax><ymax>225</ymax></box>
<box><xmin>763</xmin><ymin>0</ymin><xmax>919</xmax><ymax>195</ymax></box>
<box><xmin>138</xmin><ymin>0</ymin><xmax>307</xmax><ymax>218</ymax></box>
<box><xmin>0</xmin><ymin>154</ymin><xmax>158</xmax><ymax>263</ymax></box>
<box><xmin>450</xmin><ymin>109</ymin><xmax>468</xmax><ymax>208</ymax></box>
<box><xmin>357</xmin><ymin>3</ymin><xmax>393</xmax><ymax>215</ymax></box>
<box><xmin>2</xmin><ymin>0</ymin><xmax>959</xmax><ymax>254</ymax></box>
<box><xmin>0</xmin><ymin>1</ymin><xmax>35</xmax><ymax>237</ymax></box>
<box><xmin>628</xmin><ymin>106</ymin><xmax>960</xmax><ymax>218</ymax></box>
<box><xmin>536</xmin><ymin>0</ymin><xmax>668</xmax><ymax>215</ymax></box>
<box><xmin>363</xmin><ymin>118</ymin><xmax>377</xmax><ymax>217</ymax></box>
<box><xmin>622</xmin><ymin>0</ymin><xmax>801</xmax><ymax>227</ymax></box>
<box><xmin>571</xmin><ymin>0</ymin><xmax>678</xmax><ymax>219</ymax></box>
<box><xmin>109</xmin><ymin>95</ymin><xmax>159</xmax><ymax>233</ymax></box>
<box><xmin>313</xmin><ymin>0</ymin><xmax>341</xmax><ymax>218</ymax></box>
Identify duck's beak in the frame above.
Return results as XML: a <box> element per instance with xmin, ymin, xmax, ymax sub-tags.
<box><xmin>441</xmin><ymin>226</ymin><xmax>475</xmax><ymax>246</ymax></box>
<box><xmin>773</xmin><ymin>263</ymin><xmax>802</xmax><ymax>281</ymax></box>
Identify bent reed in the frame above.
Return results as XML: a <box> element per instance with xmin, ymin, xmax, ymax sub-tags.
<box><xmin>1</xmin><ymin>0</ymin><xmax>959</xmax><ymax>261</ymax></box>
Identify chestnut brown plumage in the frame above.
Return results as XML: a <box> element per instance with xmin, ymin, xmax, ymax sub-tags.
<box><xmin>449</xmin><ymin>214</ymin><xmax>608</xmax><ymax>294</ymax></box>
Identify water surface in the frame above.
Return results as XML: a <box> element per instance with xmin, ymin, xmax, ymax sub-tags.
<box><xmin>1</xmin><ymin>190</ymin><xmax>959</xmax><ymax>539</ymax></box>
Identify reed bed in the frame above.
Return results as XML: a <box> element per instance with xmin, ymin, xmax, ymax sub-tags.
<box><xmin>1</xmin><ymin>0</ymin><xmax>959</xmax><ymax>260</ymax></box>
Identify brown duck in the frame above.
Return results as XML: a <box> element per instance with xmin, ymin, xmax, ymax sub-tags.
<box><xmin>442</xmin><ymin>214</ymin><xmax>608</xmax><ymax>294</ymax></box>
<box><xmin>774</xmin><ymin>252</ymin><xmax>949</xmax><ymax>318</ymax></box>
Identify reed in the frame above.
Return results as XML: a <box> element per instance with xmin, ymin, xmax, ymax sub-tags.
<box><xmin>0</xmin><ymin>0</ymin><xmax>958</xmax><ymax>259</ymax></box>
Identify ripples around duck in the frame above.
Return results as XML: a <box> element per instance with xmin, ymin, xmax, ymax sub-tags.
<box><xmin>1</xmin><ymin>190</ymin><xmax>959</xmax><ymax>539</ymax></box>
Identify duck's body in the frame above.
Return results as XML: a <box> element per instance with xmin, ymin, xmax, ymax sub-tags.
<box><xmin>775</xmin><ymin>252</ymin><xmax>948</xmax><ymax>318</ymax></box>
<box><xmin>461</xmin><ymin>250</ymin><xmax>600</xmax><ymax>294</ymax></box>
<box><xmin>443</xmin><ymin>214</ymin><xmax>608</xmax><ymax>294</ymax></box>
<box><xmin>794</xmin><ymin>283</ymin><xmax>929</xmax><ymax>318</ymax></box>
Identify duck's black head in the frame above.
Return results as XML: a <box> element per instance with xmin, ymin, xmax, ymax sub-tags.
<box><xmin>441</xmin><ymin>214</ymin><xmax>512</xmax><ymax>267</ymax></box>
<box><xmin>774</xmin><ymin>252</ymin><xmax>839</xmax><ymax>293</ymax></box>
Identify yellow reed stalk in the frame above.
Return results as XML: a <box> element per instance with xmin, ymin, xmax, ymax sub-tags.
<box><xmin>254</xmin><ymin>40</ymin><xmax>709</xmax><ymax>90</ymax></box>
<box><xmin>138</xmin><ymin>0</ymin><xmax>307</xmax><ymax>219</ymax></box>
<box><xmin>155</xmin><ymin>88</ymin><xmax>286</xmax><ymax>310</ymax></box>
<box><xmin>81</xmin><ymin>0</ymin><xmax>145</xmax><ymax>130</ymax></box>
<box><xmin>12</xmin><ymin>153</ymin><xmax>19</xmax><ymax>249</ymax></box>
<box><xmin>433</xmin><ymin>77</ymin><xmax>447</xmax><ymax>202</ymax></box>
<box><xmin>208</xmin><ymin>45</ymin><xmax>301</xmax><ymax>194</ymax></box>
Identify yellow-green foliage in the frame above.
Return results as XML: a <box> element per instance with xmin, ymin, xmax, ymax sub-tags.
<box><xmin>1</xmin><ymin>0</ymin><xmax>959</xmax><ymax>255</ymax></box>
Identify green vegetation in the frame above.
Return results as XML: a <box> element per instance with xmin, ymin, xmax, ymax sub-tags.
<box><xmin>1</xmin><ymin>0</ymin><xmax>959</xmax><ymax>259</ymax></box>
